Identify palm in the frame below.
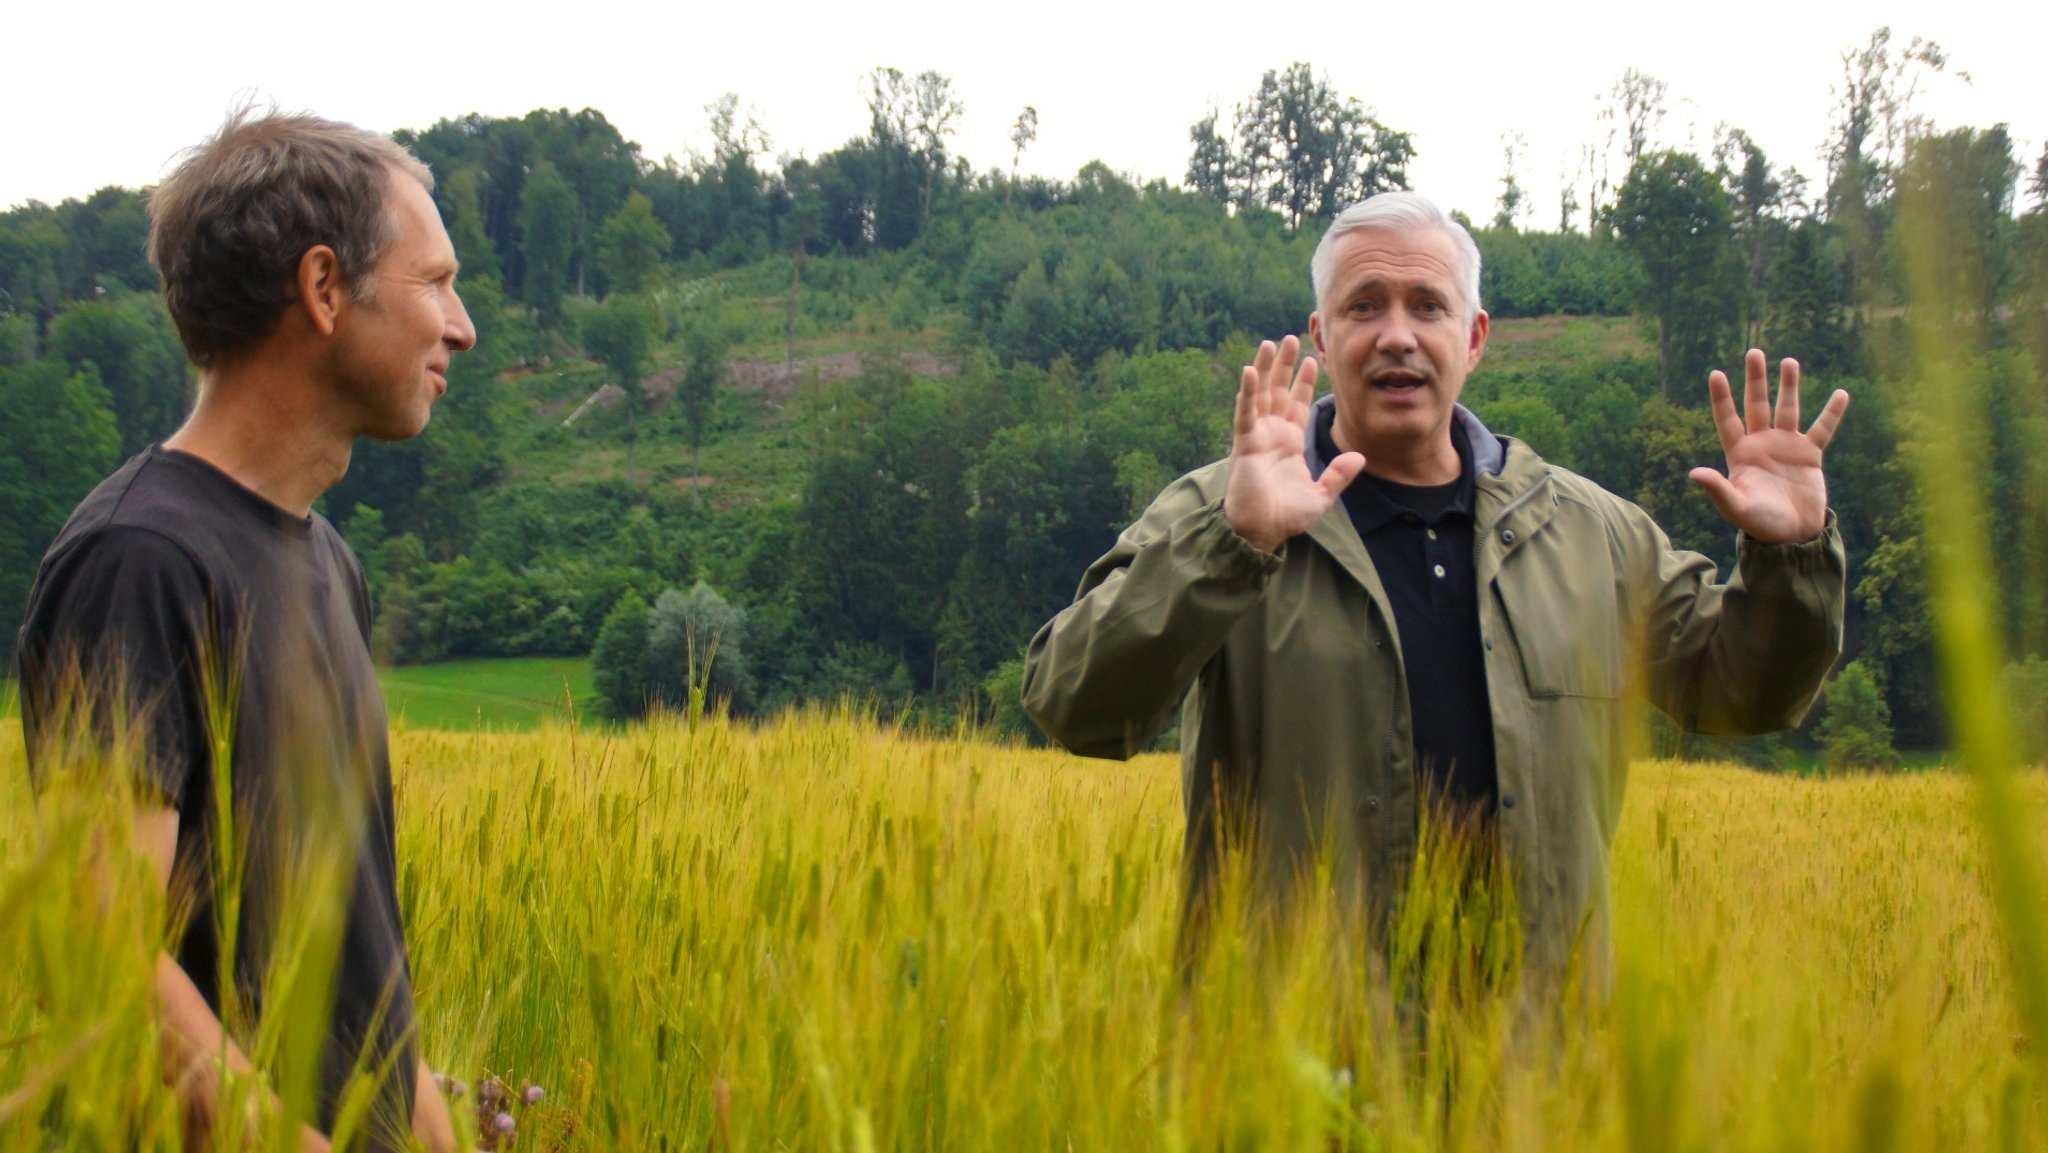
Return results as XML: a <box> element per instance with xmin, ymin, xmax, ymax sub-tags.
<box><xmin>1225</xmin><ymin>337</ymin><xmax>1363</xmax><ymax>553</ymax></box>
<box><xmin>1689</xmin><ymin>350</ymin><xmax>1850</xmax><ymax>545</ymax></box>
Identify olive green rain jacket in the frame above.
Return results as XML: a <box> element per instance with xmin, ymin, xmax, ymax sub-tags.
<box><xmin>1021</xmin><ymin>400</ymin><xmax>1845</xmax><ymax>987</ymax></box>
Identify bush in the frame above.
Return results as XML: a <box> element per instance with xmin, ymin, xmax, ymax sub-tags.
<box><xmin>647</xmin><ymin>582</ymin><xmax>754</xmax><ymax>715</ymax></box>
<box><xmin>980</xmin><ymin>656</ymin><xmax>1041</xmax><ymax>745</ymax></box>
<box><xmin>1817</xmin><ymin>661</ymin><xmax>1896</xmax><ymax>772</ymax></box>
<box><xmin>805</xmin><ymin>642</ymin><xmax>916</xmax><ymax>720</ymax></box>
<box><xmin>592</xmin><ymin>590</ymin><xmax>653</xmax><ymax>720</ymax></box>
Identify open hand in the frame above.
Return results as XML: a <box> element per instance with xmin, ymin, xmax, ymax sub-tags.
<box><xmin>1689</xmin><ymin>349</ymin><xmax>1849</xmax><ymax>545</ymax></box>
<box><xmin>1225</xmin><ymin>336</ymin><xmax>1365</xmax><ymax>553</ymax></box>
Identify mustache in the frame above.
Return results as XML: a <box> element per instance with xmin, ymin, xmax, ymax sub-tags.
<box><xmin>1365</xmin><ymin>359</ymin><xmax>1433</xmax><ymax>383</ymax></box>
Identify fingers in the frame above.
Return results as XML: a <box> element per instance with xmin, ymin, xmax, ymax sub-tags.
<box><xmin>1774</xmin><ymin>356</ymin><xmax>1801</xmax><ymax>430</ymax></box>
<box><xmin>1290</xmin><ymin>352</ymin><xmax>1320</xmax><ymax>418</ymax></box>
<box><xmin>1688</xmin><ymin>465</ymin><xmax>1740</xmax><ymax>521</ymax></box>
<box><xmin>1705</xmin><ymin>369</ymin><xmax>1742</xmax><ymax>459</ymax></box>
<box><xmin>1239</xmin><ymin>336</ymin><xmax>1315</xmax><ymax>438</ymax></box>
<box><xmin>1237</xmin><ymin>338</ymin><xmax>1280</xmax><ymax>435</ymax></box>
<box><xmin>1269</xmin><ymin>335</ymin><xmax>1300</xmax><ymax>421</ymax></box>
<box><xmin>1234</xmin><ymin>362</ymin><xmax>1257</xmax><ymax>439</ymax></box>
<box><xmin>1806</xmin><ymin>388</ymin><xmax>1851</xmax><ymax>450</ymax></box>
<box><xmin>1319</xmin><ymin>450</ymin><xmax>1366</xmax><ymax>499</ymax></box>
<box><xmin>1743</xmin><ymin>348</ymin><xmax>1769</xmax><ymax>434</ymax></box>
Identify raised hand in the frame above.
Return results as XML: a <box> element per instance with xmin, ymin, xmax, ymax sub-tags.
<box><xmin>1688</xmin><ymin>349</ymin><xmax>1850</xmax><ymax>546</ymax></box>
<box><xmin>1225</xmin><ymin>336</ymin><xmax>1366</xmax><ymax>553</ymax></box>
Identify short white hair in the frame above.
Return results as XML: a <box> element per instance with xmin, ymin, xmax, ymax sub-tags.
<box><xmin>1310</xmin><ymin>192</ymin><xmax>1483</xmax><ymax>329</ymax></box>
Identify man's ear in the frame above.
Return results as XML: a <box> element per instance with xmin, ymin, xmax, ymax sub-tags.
<box><xmin>1308</xmin><ymin>310</ymin><xmax>1326</xmax><ymax>359</ymax></box>
<box><xmin>295</xmin><ymin>245</ymin><xmax>345</xmax><ymax>336</ymax></box>
<box><xmin>1466</xmin><ymin>309</ymin><xmax>1490</xmax><ymax>370</ymax></box>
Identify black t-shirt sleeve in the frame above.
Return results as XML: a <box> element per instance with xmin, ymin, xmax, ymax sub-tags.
<box><xmin>17</xmin><ymin>526</ymin><xmax>216</xmax><ymax>806</ymax></box>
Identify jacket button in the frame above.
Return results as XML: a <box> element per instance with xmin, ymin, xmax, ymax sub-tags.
<box><xmin>1483</xmin><ymin>636</ymin><xmax>1493</xmax><ymax>651</ymax></box>
<box><xmin>1365</xmin><ymin>796</ymin><xmax>1382</xmax><ymax>813</ymax></box>
<box><xmin>1500</xmin><ymin>793</ymin><xmax>1517</xmax><ymax>810</ymax></box>
<box><xmin>1500</xmin><ymin>529</ymin><xmax>1516</xmax><ymax>545</ymax></box>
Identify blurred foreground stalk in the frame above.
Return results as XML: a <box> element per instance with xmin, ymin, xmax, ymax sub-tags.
<box><xmin>1893</xmin><ymin>142</ymin><xmax>2048</xmax><ymax>1084</ymax></box>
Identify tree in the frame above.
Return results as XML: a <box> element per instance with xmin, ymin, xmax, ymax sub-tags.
<box><xmin>1764</xmin><ymin>217</ymin><xmax>1851</xmax><ymax>376</ymax></box>
<box><xmin>698</xmin><ymin>94</ymin><xmax>773</xmax><ymax>264</ymax></box>
<box><xmin>1494</xmin><ymin>132</ymin><xmax>1528</xmax><ymax>231</ymax></box>
<box><xmin>676</xmin><ymin>321</ymin><xmax>726</xmax><ymax>497</ymax></box>
<box><xmin>0</xmin><ymin>206</ymin><xmax>67</xmax><ymax>325</ymax></box>
<box><xmin>46</xmin><ymin>292</ymin><xmax>192</xmax><ymax>455</ymax></box>
<box><xmin>796</xmin><ymin>368</ymin><xmax>971</xmax><ymax>691</ymax></box>
<box><xmin>439</xmin><ymin>165</ymin><xmax>500</xmax><ymax>283</ymax></box>
<box><xmin>518</xmin><ymin>160</ymin><xmax>578</xmax><ymax>327</ymax></box>
<box><xmin>596</xmin><ymin>191</ymin><xmax>672</xmax><ymax>296</ymax></box>
<box><xmin>862</xmin><ymin>67</ymin><xmax>942</xmax><ymax>249</ymax></box>
<box><xmin>0</xmin><ymin>359</ymin><xmax>120</xmax><ymax>644</ymax></box>
<box><xmin>1184</xmin><ymin>64</ymin><xmax>1413</xmax><ymax>228</ymax></box>
<box><xmin>592</xmin><ymin>589</ymin><xmax>653</xmax><ymax>719</ymax></box>
<box><xmin>1007</xmin><ymin>106</ymin><xmax>1039</xmax><ymax>205</ymax></box>
<box><xmin>56</xmin><ymin>186</ymin><xmax>155</xmax><ymax>298</ymax></box>
<box><xmin>911</xmin><ymin>71</ymin><xmax>965</xmax><ymax>223</ymax></box>
<box><xmin>648</xmin><ymin>582</ymin><xmax>754</xmax><ymax>714</ymax></box>
<box><xmin>1611</xmin><ymin>150</ymin><xmax>1741</xmax><ymax>401</ymax></box>
<box><xmin>0</xmin><ymin>314</ymin><xmax>33</xmax><ymax>368</ymax></box>
<box><xmin>1186</xmin><ymin>111</ymin><xmax>1232</xmax><ymax>203</ymax></box>
<box><xmin>938</xmin><ymin>420</ymin><xmax>1120</xmax><ymax>689</ymax></box>
<box><xmin>1608</xmin><ymin>68</ymin><xmax>1668</xmax><ymax>169</ymax></box>
<box><xmin>1252</xmin><ymin>63</ymin><xmax>1413</xmax><ymax>227</ymax></box>
<box><xmin>1823</xmin><ymin>27</ymin><xmax>1956</xmax><ymax>302</ymax></box>
<box><xmin>704</xmin><ymin>92</ymin><xmax>771</xmax><ymax>163</ymax></box>
<box><xmin>1893</xmin><ymin>125</ymin><xmax>2022</xmax><ymax>322</ymax></box>
<box><xmin>580</xmin><ymin>296</ymin><xmax>657</xmax><ymax>483</ymax></box>
<box><xmin>1825</xmin><ymin>27</ymin><xmax>1954</xmax><ymax>216</ymax></box>
<box><xmin>1816</xmin><ymin>660</ymin><xmax>1896</xmax><ymax>771</ymax></box>
<box><xmin>1714</xmin><ymin>128</ymin><xmax>1783</xmax><ymax>347</ymax></box>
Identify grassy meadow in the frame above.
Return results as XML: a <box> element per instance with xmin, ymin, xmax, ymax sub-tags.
<box><xmin>2</xmin><ymin>705</ymin><xmax>2042</xmax><ymax>1151</ymax></box>
<box><xmin>377</xmin><ymin>658</ymin><xmax>595</xmax><ymax>733</ymax></box>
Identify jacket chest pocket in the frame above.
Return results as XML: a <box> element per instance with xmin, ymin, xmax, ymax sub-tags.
<box><xmin>1494</xmin><ymin>536</ymin><xmax>1622</xmax><ymax>699</ymax></box>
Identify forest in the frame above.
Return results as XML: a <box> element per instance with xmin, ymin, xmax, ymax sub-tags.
<box><xmin>3</xmin><ymin>33</ymin><xmax>2046</xmax><ymax>764</ymax></box>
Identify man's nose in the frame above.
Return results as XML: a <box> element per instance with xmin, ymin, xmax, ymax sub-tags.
<box><xmin>445</xmin><ymin>290</ymin><xmax>478</xmax><ymax>353</ymax></box>
<box><xmin>1374</xmin><ymin>306</ymin><xmax>1417</xmax><ymax>354</ymax></box>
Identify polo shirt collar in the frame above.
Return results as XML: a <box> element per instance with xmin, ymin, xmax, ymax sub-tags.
<box><xmin>1314</xmin><ymin>405</ymin><xmax>1478</xmax><ymax>532</ymax></box>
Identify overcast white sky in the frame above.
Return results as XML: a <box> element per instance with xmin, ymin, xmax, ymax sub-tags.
<box><xmin>7</xmin><ymin>0</ymin><xmax>2043</xmax><ymax>223</ymax></box>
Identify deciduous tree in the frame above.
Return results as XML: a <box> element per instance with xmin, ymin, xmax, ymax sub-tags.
<box><xmin>518</xmin><ymin>160</ymin><xmax>578</xmax><ymax>328</ymax></box>
<box><xmin>597</xmin><ymin>191</ymin><xmax>672</xmax><ymax>296</ymax></box>
<box><xmin>1612</xmin><ymin>150</ymin><xmax>1741</xmax><ymax>400</ymax></box>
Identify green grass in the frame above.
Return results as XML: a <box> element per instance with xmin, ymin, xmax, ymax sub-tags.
<box><xmin>376</xmin><ymin>657</ymin><xmax>593</xmax><ymax>731</ymax></box>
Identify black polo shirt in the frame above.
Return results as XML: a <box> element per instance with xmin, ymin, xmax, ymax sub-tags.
<box><xmin>1315</xmin><ymin>408</ymin><xmax>1498</xmax><ymax>815</ymax></box>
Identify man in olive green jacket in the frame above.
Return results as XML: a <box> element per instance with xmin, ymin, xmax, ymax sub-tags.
<box><xmin>1020</xmin><ymin>192</ymin><xmax>1849</xmax><ymax>988</ymax></box>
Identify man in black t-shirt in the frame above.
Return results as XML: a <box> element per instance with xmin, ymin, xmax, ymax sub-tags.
<box><xmin>14</xmin><ymin>108</ymin><xmax>474</xmax><ymax>1151</ymax></box>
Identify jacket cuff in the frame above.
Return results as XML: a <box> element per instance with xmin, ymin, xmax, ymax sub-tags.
<box><xmin>1196</xmin><ymin>498</ymin><xmax>1288</xmax><ymax>578</ymax></box>
<box><xmin>1735</xmin><ymin>509</ymin><xmax>1844</xmax><ymax>577</ymax></box>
